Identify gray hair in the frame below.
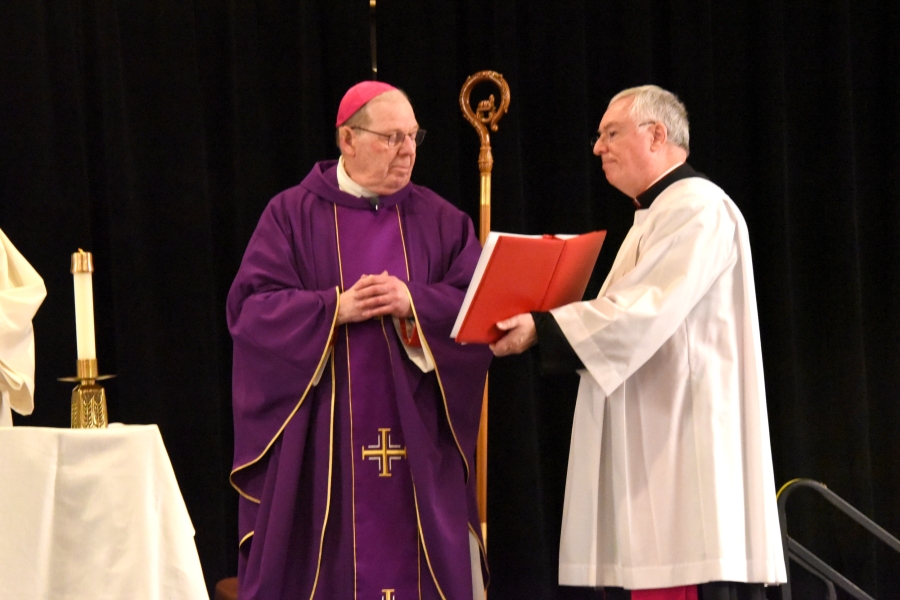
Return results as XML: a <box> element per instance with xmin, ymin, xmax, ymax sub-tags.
<box><xmin>335</xmin><ymin>106</ymin><xmax>370</xmax><ymax>147</ymax></box>
<box><xmin>610</xmin><ymin>85</ymin><xmax>690</xmax><ymax>153</ymax></box>
<box><xmin>341</xmin><ymin>105</ymin><xmax>371</xmax><ymax>129</ymax></box>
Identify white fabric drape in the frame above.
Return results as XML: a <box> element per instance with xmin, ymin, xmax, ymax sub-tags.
<box><xmin>0</xmin><ymin>229</ymin><xmax>46</xmax><ymax>427</ymax></box>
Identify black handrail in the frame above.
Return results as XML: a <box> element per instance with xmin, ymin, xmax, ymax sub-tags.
<box><xmin>777</xmin><ymin>478</ymin><xmax>900</xmax><ymax>600</ymax></box>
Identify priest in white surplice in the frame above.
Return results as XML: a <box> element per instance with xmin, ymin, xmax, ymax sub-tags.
<box><xmin>0</xmin><ymin>228</ymin><xmax>46</xmax><ymax>427</ymax></box>
<box><xmin>490</xmin><ymin>86</ymin><xmax>786</xmax><ymax>600</ymax></box>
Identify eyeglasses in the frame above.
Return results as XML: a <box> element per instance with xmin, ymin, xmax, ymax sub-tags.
<box><xmin>590</xmin><ymin>121</ymin><xmax>656</xmax><ymax>147</ymax></box>
<box><xmin>352</xmin><ymin>127</ymin><xmax>427</xmax><ymax>148</ymax></box>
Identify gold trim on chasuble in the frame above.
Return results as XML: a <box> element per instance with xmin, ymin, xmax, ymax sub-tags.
<box><xmin>228</xmin><ymin>301</ymin><xmax>339</xmax><ymax>503</ymax></box>
<box><xmin>396</xmin><ymin>207</ymin><xmax>458</xmax><ymax>600</ymax></box>
<box><xmin>394</xmin><ymin>201</ymin><xmax>471</xmax><ymax>484</ymax></box>
<box><xmin>399</xmin><ymin>205</ymin><xmax>488</xmax><ymax>586</ymax></box>
<box><xmin>398</xmin><ymin>205</ymin><xmax>481</xmax><ymax>599</ymax></box>
<box><xmin>230</xmin><ymin>282</ymin><xmax>340</xmax><ymax>562</ymax></box>
<box><xmin>344</xmin><ymin>324</ymin><xmax>360</xmax><ymax>598</ymax></box>
<box><xmin>335</xmin><ymin>205</ymin><xmax>361</xmax><ymax>598</ymax></box>
<box><xmin>308</xmin><ymin>355</ymin><xmax>338</xmax><ymax>600</ymax></box>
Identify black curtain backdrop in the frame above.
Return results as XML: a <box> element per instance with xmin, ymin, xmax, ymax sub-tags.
<box><xmin>2</xmin><ymin>1</ymin><xmax>898</xmax><ymax>598</ymax></box>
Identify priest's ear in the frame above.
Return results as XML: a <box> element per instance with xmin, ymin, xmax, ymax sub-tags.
<box><xmin>337</xmin><ymin>126</ymin><xmax>357</xmax><ymax>156</ymax></box>
<box><xmin>648</xmin><ymin>121</ymin><xmax>669</xmax><ymax>151</ymax></box>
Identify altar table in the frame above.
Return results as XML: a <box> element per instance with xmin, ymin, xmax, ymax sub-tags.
<box><xmin>0</xmin><ymin>425</ymin><xmax>208</xmax><ymax>599</ymax></box>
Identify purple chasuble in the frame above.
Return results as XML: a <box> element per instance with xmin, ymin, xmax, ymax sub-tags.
<box><xmin>227</xmin><ymin>161</ymin><xmax>492</xmax><ymax>600</ymax></box>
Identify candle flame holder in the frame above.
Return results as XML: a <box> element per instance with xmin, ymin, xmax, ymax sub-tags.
<box><xmin>58</xmin><ymin>359</ymin><xmax>115</xmax><ymax>428</ymax></box>
<box><xmin>71</xmin><ymin>249</ymin><xmax>93</xmax><ymax>273</ymax></box>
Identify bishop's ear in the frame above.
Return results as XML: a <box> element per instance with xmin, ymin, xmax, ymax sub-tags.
<box><xmin>337</xmin><ymin>126</ymin><xmax>356</xmax><ymax>155</ymax></box>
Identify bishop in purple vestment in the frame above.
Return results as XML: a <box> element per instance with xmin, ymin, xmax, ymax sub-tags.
<box><xmin>227</xmin><ymin>82</ymin><xmax>492</xmax><ymax>600</ymax></box>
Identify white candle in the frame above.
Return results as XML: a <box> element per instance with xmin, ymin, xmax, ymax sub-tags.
<box><xmin>71</xmin><ymin>251</ymin><xmax>96</xmax><ymax>360</ymax></box>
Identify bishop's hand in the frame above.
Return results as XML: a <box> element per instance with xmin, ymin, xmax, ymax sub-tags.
<box><xmin>489</xmin><ymin>313</ymin><xmax>537</xmax><ymax>357</ymax></box>
<box><xmin>336</xmin><ymin>271</ymin><xmax>412</xmax><ymax>325</ymax></box>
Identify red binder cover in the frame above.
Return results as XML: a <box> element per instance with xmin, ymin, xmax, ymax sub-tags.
<box><xmin>451</xmin><ymin>230</ymin><xmax>606</xmax><ymax>344</ymax></box>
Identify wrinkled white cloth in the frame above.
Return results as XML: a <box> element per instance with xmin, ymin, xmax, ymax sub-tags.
<box><xmin>0</xmin><ymin>425</ymin><xmax>208</xmax><ymax>599</ymax></box>
<box><xmin>0</xmin><ymin>229</ymin><xmax>46</xmax><ymax>427</ymax></box>
<box><xmin>553</xmin><ymin>178</ymin><xmax>786</xmax><ymax>589</ymax></box>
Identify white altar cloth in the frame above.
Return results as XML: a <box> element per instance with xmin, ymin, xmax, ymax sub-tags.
<box><xmin>0</xmin><ymin>425</ymin><xmax>208</xmax><ymax>599</ymax></box>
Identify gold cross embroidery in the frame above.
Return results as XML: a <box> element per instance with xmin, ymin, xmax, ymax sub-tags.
<box><xmin>382</xmin><ymin>590</ymin><xmax>395</xmax><ymax>600</ymax></box>
<box><xmin>362</xmin><ymin>428</ymin><xmax>407</xmax><ymax>477</ymax></box>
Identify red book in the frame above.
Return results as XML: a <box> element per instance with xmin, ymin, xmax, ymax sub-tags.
<box><xmin>451</xmin><ymin>230</ymin><xmax>607</xmax><ymax>344</ymax></box>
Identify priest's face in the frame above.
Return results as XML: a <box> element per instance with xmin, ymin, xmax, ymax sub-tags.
<box><xmin>593</xmin><ymin>97</ymin><xmax>657</xmax><ymax>198</ymax></box>
<box><xmin>341</xmin><ymin>91</ymin><xmax>419</xmax><ymax>195</ymax></box>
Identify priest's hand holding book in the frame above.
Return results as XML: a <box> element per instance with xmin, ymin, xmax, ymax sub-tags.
<box><xmin>489</xmin><ymin>313</ymin><xmax>538</xmax><ymax>356</ymax></box>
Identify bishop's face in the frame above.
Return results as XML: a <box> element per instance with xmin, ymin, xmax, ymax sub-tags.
<box><xmin>342</xmin><ymin>91</ymin><xmax>419</xmax><ymax>196</ymax></box>
<box><xmin>593</xmin><ymin>97</ymin><xmax>657</xmax><ymax>199</ymax></box>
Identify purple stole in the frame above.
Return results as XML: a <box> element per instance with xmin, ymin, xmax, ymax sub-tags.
<box><xmin>322</xmin><ymin>203</ymin><xmax>435</xmax><ymax>599</ymax></box>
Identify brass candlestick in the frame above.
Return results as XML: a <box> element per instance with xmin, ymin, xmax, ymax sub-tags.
<box><xmin>59</xmin><ymin>359</ymin><xmax>114</xmax><ymax>428</ymax></box>
<box><xmin>59</xmin><ymin>250</ymin><xmax>114</xmax><ymax>428</ymax></box>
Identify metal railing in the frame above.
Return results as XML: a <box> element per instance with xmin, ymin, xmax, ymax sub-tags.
<box><xmin>777</xmin><ymin>479</ymin><xmax>900</xmax><ymax>600</ymax></box>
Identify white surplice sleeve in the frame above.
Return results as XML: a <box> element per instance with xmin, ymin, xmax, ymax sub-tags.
<box><xmin>552</xmin><ymin>184</ymin><xmax>737</xmax><ymax>396</ymax></box>
<box><xmin>0</xmin><ymin>229</ymin><xmax>47</xmax><ymax>426</ymax></box>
